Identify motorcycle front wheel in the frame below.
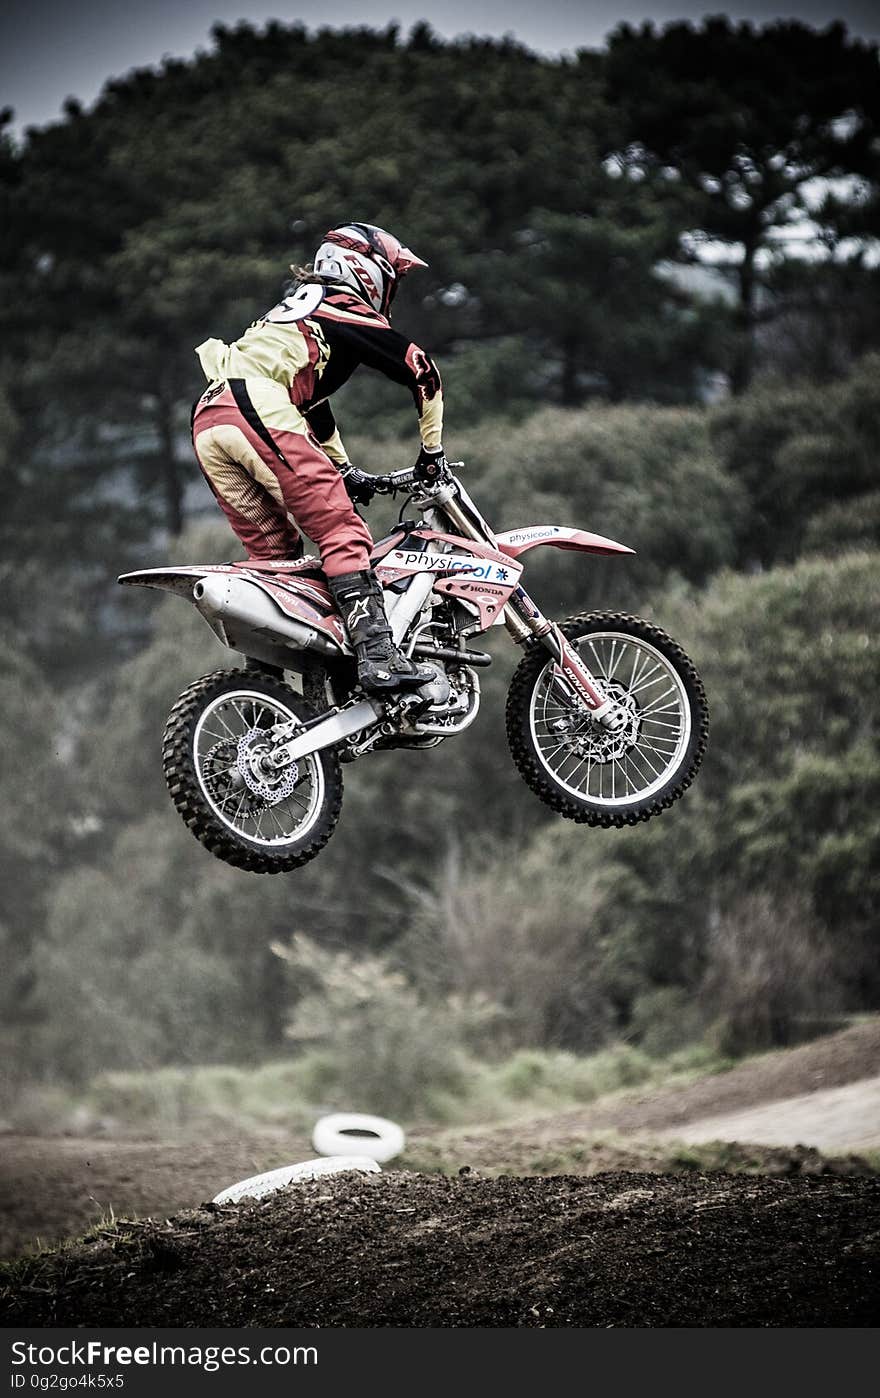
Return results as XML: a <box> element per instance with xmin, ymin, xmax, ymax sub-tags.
<box><xmin>163</xmin><ymin>669</ymin><xmax>343</xmax><ymax>873</ymax></box>
<box><xmin>506</xmin><ymin>612</ymin><xmax>708</xmax><ymax>827</ymax></box>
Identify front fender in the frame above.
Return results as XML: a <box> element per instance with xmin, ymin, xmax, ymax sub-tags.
<box><xmin>495</xmin><ymin>526</ymin><xmax>635</xmax><ymax>559</ymax></box>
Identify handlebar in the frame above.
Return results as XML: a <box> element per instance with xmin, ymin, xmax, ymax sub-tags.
<box><xmin>369</xmin><ymin>467</ymin><xmax>418</xmax><ymax>495</ymax></box>
<box><xmin>368</xmin><ymin>461</ymin><xmax>464</xmax><ymax>495</ymax></box>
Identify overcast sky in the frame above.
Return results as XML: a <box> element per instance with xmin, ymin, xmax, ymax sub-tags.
<box><xmin>2</xmin><ymin>1</ymin><xmax>878</xmax><ymax>133</ymax></box>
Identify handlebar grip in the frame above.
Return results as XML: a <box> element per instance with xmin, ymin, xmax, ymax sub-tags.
<box><xmin>369</xmin><ymin>462</ymin><xmax>463</xmax><ymax>493</ymax></box>
<box><xmin>370</xmin><ymin>468</ymin><xmax>417</xmax><ymax>494</ymax></box>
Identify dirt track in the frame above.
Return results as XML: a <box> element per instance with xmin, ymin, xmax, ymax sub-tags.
<box><xmin>659</xmin><ymin>1075</ymin><xmax>880</xmax><ymax>1153</ymax></box>
<box><xmin>2</xmin><ymin>1021</ymin><xmax>879</xmax><ymax>1325</ymax></box>
<box><xmin>2</xmin><ymin>1020</ymin><xmax>879</xmax><ymax>1261</ymax></box>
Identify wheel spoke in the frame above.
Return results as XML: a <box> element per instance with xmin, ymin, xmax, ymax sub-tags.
<box><xmin>637</xmin><ymin>737</ymin><xmax>680</xmax><ymax>758</ymax></box>
<box><xmin>629</xmin><ymin>663</ymin><xmax>664</xmax><ymax>695</ymax></box>
<box><xmin>630</xmin><ymin>744</ymin><xmax>664</xmax><ymax>781</ymax></box>
<box><xmin>229</xmin><ymin>699</ymin><xmax>250</xmax><ymax>728</ymax></box>
<box><xmin>587</xmin><ymin>639</ymin><xmax>608</xmax><ymax>678</ymax></box>
<box><xmin>640</xmin><ymin>689</ymin><xmax>678</xmax><ymax>715</ymax></box>
<box><xmin>200</xmin><ymin>726</ymin><xmax>232</xmax><ymax>744</ymax></box>
<box><xmin>275</xmin><ymin>787</ymin><xmax>312</xmax><ymax>816</ymax></box>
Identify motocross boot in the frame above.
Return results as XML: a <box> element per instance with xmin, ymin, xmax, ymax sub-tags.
<box><xmin>328</xmin><ymin>569</ymin><xmax>434</xmax><ymax>694</ymax></box>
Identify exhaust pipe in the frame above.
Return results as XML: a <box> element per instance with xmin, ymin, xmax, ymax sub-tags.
<box><xmin>192</xmin><ymin>575</ymin><xmax>341</xmax><ymax>657</ymax></box>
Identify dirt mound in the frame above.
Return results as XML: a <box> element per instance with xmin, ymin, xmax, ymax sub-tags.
<box><xmin>3</xmin><ymin>1171</ymin><xmax>878</xmax><ymax>1328</ymax></box>
<box><xmin>2</xmin><ymin>1132</ymin><xmax>875</xmax><ymax>1265</ymax></box>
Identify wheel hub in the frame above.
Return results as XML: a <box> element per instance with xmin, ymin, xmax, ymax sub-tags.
<box><xmin>201</xmin><ymin>739</ymin><xmax>249</xmax><ymax>806</ymax></box>
<box><xmin>236</xmin><ymin>728</ymin><xmax>301</xmax><ymax>804</ymax></box>
<box><xmin>557</xmin><ymin>682</ymin><xmax>640</xmax><ymax>763</ymax></box>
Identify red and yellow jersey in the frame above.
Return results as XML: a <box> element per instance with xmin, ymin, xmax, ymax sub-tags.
<box><xmin>195</xmin><ymin>284</ymin><xmax>443</xmax><ymax>464</ymax></box>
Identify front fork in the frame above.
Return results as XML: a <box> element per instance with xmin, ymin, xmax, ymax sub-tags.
<box><xmin>426</xmin><ymin>485</ymin><xmax>627</xmax><ymax>733</ymax></box>
<box><xmin>504</xmin><ymin>586</ymin><xmax>628</xmax><ymax>733</ymax></box>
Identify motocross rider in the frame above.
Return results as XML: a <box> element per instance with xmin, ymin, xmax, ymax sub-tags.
<box><xmin>191</xmin><ymin>222</ymin><xmax>445</xmax><ymax>693</ymax></box>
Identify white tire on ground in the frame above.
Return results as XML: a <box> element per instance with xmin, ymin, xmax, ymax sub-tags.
<box><xmin>212</xmin><ymin>1155</ymin><xmax>380</xmax><ymax>1205</ymax></box>
<box><xmin>312</xmin><ymin>1113</ymin><xmax>406</xmax><ymax>1164</ymax></box>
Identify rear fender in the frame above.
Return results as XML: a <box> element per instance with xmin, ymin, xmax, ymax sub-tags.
<box><xmin>118</xmin><ymin>566</ymin><xmax>348</xmax><ymax>663</ymax></box>
<box><xmin>118</xmin><ymin>565</ymin><xmax>222</xmax><ymax>598</ymax></box>
<box><xmin>495</xmin><ymin>526</ymin><xmax>635</xmax><ymax>559</ymax></box>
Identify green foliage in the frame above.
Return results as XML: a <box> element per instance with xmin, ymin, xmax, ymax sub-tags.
<box><xmin>477</xmin><ymin>203</ymin><xmax>731</xmax><ymax>405</ymax></box>
<box><xmin>30</xmin><ymin>820</ymin><xmax>250</xmax><ymax>1085</ymax></box>
<box><xmin>698</xmin><ymin>894</ymin><xmax>841</xmax><ymax>1055</ymax></box>
<box><xmin>442</xmin><ymin>399</ymin><xmax>747</xmax><ymax>619</ymax></box>
<box><xmin>273</xmin><ymin>933</ymin><xmax>497</xmax><ymax>1119</ymax></box>
<box><xmin>762</xmin><ymin>258</ymin><xmax>880</xmax><ymax>383</ymax></box>
<box><xmin>0</xmin><ymin>640</ymin><xmax>76</xmax><ymax>1092</ymax></box>
<box><xmin>85</xmin><ymin>1061</ymin><xmax>329</xmax><ymax>1135</ymax></box>
<box><xmin>711</xmin><ymin>355</ymin><xmax>880</xmax><ymax>564</ymax></box>
<box><xmin>497</xmin><ymin>1045</ymin><xmax>655</xmax><ymax>1103</ymax></box>
<box><xmin>629</xmin><ymin>987</ymin><xmax>707</xmax><ymax>1057</ymax></box>
<box><xmin>8</xmin><ymin>1038</ymin><xmax>733</xmax><ymax>1137</ymax></box>
<box><xmin>802</xmin><ymin>491</ymin><xmax>880</xmax><ymax>557</ymax></box>
<box><xmin>397</xmin><ymin>839</ymin><xmax>616</xmax><ymax>1052</ymax></box>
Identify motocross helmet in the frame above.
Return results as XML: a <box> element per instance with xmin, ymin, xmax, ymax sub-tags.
<box><xmin>312</xmin><ymin>223</ymin><xmax>427</xmax><ymax>316</ymax></box>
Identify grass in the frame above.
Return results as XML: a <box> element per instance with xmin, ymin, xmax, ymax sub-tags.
<box><xmin>0</xmin><ymin>1206</ymin><xmax>127</xmax><ymax>1288</ymax></box>
<box><xmin>400</xmin><ymin>1132</ymin><xmax>880</xmax><ymax>1180</ymax></box>
<box><xmin>6</xmin><ymin>1042</ymin><xmax>734</xmax><ymax>1140</ymax></box>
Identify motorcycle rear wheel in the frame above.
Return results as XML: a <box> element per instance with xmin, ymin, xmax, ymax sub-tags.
<box><xmin>163</xmin><ymin>669</ymin><xmax>343</xmax><ymax>873</ymax></box>
<box><xmin>506</xmin><ymin>612</ymin><xmax>708</xmax><ymax>827</ymax></box>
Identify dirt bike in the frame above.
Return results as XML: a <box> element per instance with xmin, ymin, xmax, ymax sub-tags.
<box><xmin>119</xmin><ymin>460</ymin><xmax>708</xmax><ymax>874</ymax></box>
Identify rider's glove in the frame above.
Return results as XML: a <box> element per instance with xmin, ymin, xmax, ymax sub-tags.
<box><xmin>413</xmin><ymin>445</ymin><xmax>447</xmax><ymax>484</ymax></box>
<box><xmin>339</xmin><ymin>465</ymin><xmax>376</xmax><ymax>507</ymax></box>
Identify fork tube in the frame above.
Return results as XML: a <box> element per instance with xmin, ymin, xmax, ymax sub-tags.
<box><xmin>506</xmin><ymin>586</ymin><xmax>611</xmax><ymax>714</ymax></box>
<box><xmin>431</xmin><ymin>488</ymin><xmax>494</xmax><ymax>545</ymax></box>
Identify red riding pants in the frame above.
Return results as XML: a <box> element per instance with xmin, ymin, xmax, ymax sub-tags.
<box><xmin>191</xmin><ymin>378</ymin><xmax>372</xmax><ymax>577</ymax></box>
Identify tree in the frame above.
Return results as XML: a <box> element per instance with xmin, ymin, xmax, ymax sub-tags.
<box><xmin>479</xmin><ymin>202</ymin><xmax>729</xmax><ymax>405</ymax></box>
<box><xmin>603</xmin><ymin>18</ymin><xmax>880</xmax><ymax>392</ymax></box>
<box><xmin>0</xmin><ymin>639</ymin><xmax>77</xmax><ymax>1092</ymax></box>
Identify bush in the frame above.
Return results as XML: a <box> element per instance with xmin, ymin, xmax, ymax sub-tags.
<box><xmin>629</xmin><ymin>986</ymin><xmax>707</xmax><ymax>1057</ymax></box>
<box><xmin>399</xmin><ymin>840</ymin><xmax>617</xmax><ymax>1053</ymax></box>
<box><xmin>711</xmin><ymin>354</ymin><xmax>880</xmax><ymax>566</ymax></box>
<box><xmin>802</xmin><ymin>491</ymin><xmax>880</xmax><ymax>557</ymax></box>
<box><xmin>698</xmin><ymin>893</ymin><xmax>840</xmax><ymax>1056</ymax></box>
<box><xmin>273</xmin><ymin>934</ymin><xmax>498</xmax><ymax>1120</ymax></box>
<box><xmin>496</xmin><ymin>1044</ymin><xmax>655</xmax><ymax>1103</ymax></box>
<box><xmin>85</xmin><ymin>1061</ymin><xmax>328</xmax><ymax>1134</ymax></box>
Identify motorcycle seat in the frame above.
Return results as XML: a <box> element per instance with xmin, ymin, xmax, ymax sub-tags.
<box><xmin>230</xmin><ymin>524</ymin><xmax>408</xmax><ymax>584</ymax></box>
<box><xmin>233</xmin><ymin>556</ymin><xmax>325</xmax><ymax>577</ymax></box>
